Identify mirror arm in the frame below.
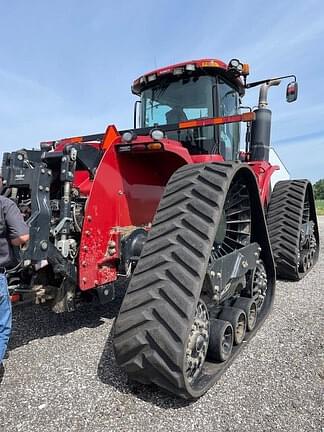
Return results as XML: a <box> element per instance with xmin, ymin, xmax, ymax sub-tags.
<box><xmin>245</xmin><ymin>74</ymin><xmax>296</xmax><ymax>89</ymax></box>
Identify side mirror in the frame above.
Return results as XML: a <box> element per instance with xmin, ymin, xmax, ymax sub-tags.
<box><xmin>286</xmin><ymin>81</ymin><xmax>298</xmax><ymax>103</ymax></box>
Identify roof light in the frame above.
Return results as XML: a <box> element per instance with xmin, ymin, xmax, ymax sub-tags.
<box><xmin>228</xmin><ymin>59</ymin><xmax>244</xmax><ymax>76</ymax></box>
<box><xmin>229</xmin><ymin>59</ymin><xmax>240</xmax><ymax>68</ymax></box>
<box><xmin>201</xmin><ymin>60</ymin><xmax>219</xmax><ymax>67</ymax></box>
<box><xmin>173</xmin><ymin>67</ymin><xmax>184</xmax><ymax>75</ymax></box>
<box><xmin>147</xmin><ymin>73</ymin><xmax>157</xmax><ymax>82</ymax></box>
<box><xmin>242</xmin><ymin>64</ymin><xmax>250</xmax><ymax>76</ymax></box>
<box><xmin>185</xmin><ymin>64</ymin><xmax>196</xmax><ymax>71</ymax></box>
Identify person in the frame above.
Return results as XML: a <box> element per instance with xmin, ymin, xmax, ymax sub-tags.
<box><xmin>0</xmin><ymin>193</ymin><xmax>29</xmax><ymax>368</ymax></box>
<box><xmin>165</xmin><ymin>105</ymin><xmax>188</xmax><ymax>124</ymax></box>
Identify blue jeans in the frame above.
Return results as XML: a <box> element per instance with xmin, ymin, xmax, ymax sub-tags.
<box><xmin>0</xmin><ymin>274</ymin><xmax>11</xmax><ymax>362</ymax></box>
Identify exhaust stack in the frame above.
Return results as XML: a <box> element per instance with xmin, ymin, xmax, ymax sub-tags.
<box><xmin>250</xmin><ymin>80</ymin><xmax>281</xmax><ymax>161</ymax></box>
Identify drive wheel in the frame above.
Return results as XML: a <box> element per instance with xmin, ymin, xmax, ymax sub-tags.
<box><xmin>185</xmin><ymin>299</ymin><xmax>210</xmax><ymax>383</ymax></box>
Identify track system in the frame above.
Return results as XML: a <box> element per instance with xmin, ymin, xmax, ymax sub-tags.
<box><xmin>267</xmin><ymin>180</ymin><xmax>319</xmax><ymax>280</ymax></box>
<box><xmin>113</xmin><ymin>162</ymin><xmax>275</xmax><ymax>399</ymax></box>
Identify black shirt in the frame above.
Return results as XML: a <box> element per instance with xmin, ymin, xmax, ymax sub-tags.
<box><xmin>0</xmin><ymin>196</ymin><xmax>29</xmax><ymax>267</ymax></box>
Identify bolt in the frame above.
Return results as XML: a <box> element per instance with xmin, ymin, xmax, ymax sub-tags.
<box><xmin>257</xmin><ymin>247</ymin><xmax>262</xmax><ymax>252</ymax></box>
<box><xmin>40</xmin><ymin>241</ymin><xmax>48</xmax><ymax>251</ymax></box>
<box><xmin>104</xmin><ymin>288</ymin><xmax>109</xmax><ymax>296</ymax></box>
<box><xmin>45</xmin><ymin>187</ymin><xmax>50</xmax><ymax>192</ymax></box>
<box><xmin>39</xmin><ymin>185</ymin><xmax>44</xmax><ymax>191</ymax></box>
<box><xmin>41</xmin><ymin>168</ymin><xmax>45</xmax><ymax>174</ymax></box>
<box><xmin>85</xmin><ymin>230</ymin><xmax>91</xmax><ymax>236</ymax></box>
<box><xmin>210</xmin><ymin>271</ymin><xmax>215</xmax><ymax>277</ymax></box>
<box><xmin>216</xmin><ymin>272</ymin><xmax>221</xmax><ymax>278</ymax></box>
<box><xmin>254</xmin><ymin>251</ymin><xmax>259</xmax><ymax>257</ymax></box>
<box><xmin>213</xmin><ymin>285</ymin><xmax>219</xmax><ymax>292</ymax></box>
<box><xmin>82</xmin><ymin>261</ymin><xmax>87</xmax><ymax>267</ymax></box>
<box><xmin>82</xmin><ymin>277</ymin><xmax>87</xmax><ymax>283</ymax></box>
<box><xmin>62</xmin><ymin>157</ymin><xmax>66</xmax><ymax>162</ymax></box>
<box><xmin>256</xmin><ymin>259</ymin><xmax>261</xmax><ymax>265</ymax></box>
<box><xmin>94</xmin><ymin>280</ymin><xmax>98</xmax><ymax>285</ymax></box>
<box><xmin>108</xmin><ymin>248</ymin><xmax>116</xmax><ymax>256</ymax></box>
<box><xmin>48</xmin><ymin>170</ymin><xmax>52</xmax><ymax>176</ymax></box>
<box><xmin>118</xmin><ymin>190</ymin><xmax>123</xmax><ymax>195</ymax></box>
<box><xmin>2</xmin><ymin>180</ymin><xmax>7</xmax><ymax>185</ymax></box>
<box><xmin>17</xmin><ymin>154</ymin><xmax>23</xmax><ymax>161</ymax></box>
<box><xmin>241</xmin><ymin>260</ymin><xmax>248</xmax><ymax>269</ymax></box>
<box><xmin>87</xmin><ymin>216</ymin><xmax>92</xmax><ymax>222</ymax></box>
<box><xmin>109</xmin><ymin>240</ymin><xmax>116</xmax><ymax>248</ymax></box>
<box><xmin>83</xmin><ymin>246</ymin><xmax>88</xmax><ymax>252</ymax></box>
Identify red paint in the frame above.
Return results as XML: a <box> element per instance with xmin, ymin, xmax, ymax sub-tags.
<box><xmin>51</xmin><ymin>127</ymin><xmax>279</xmax><ymax>291</ymax></box>
<box><xmin>248</xmin><ymin>161</ymin><xmax>279</xmax><ymax>206</ymax></box>
<box><xmin>78</xmin><ymin>135</ymin><xmax>191</xmax><ymax>290</ymax></box>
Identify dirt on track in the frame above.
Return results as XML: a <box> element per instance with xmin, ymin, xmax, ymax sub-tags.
<box><xmin>0</xmin><ymin>217</ymin><xmax>323</xmax><ymax>432</ymax></box>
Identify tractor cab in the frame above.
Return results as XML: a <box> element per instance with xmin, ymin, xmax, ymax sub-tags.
<box><xmin>132</xmin><ymin>59</ymin><xmax>246</xmax><ymax>160</ymax></box>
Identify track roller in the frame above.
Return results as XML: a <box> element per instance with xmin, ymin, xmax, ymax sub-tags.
<box><xmin>113</xmin><ymin>162</ymin><xmax>275</xmax><ymax>399</ymax></box>
<box><xmin>234</xmin><ymin>297</ymin><xmax>257</xmax><ymax>332</ymax></box>
<box><xmin>208</xmin><ymin>319</ymin><xmax>233</xmax><ymax>362</ymax></box>
<box><xmin>219</xmin><ymin>307</ymin><xmax>246</xmax><ymax>345</ymax></box>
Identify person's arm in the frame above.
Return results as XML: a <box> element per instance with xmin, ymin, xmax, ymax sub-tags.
<box><xmin>4</xmin><ymin>199</ymin><xmax>29</xmax><ymax>246</ymax></box>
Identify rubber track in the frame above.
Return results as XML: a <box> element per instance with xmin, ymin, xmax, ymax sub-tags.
<box><xmin>267</xmin><ymin>179</ymin><xmax>318</xmax><ymax>280</ymax></box>
<box><xmin>113</xmin><ymin>162</ymin><xmax>239</xmax><ymax>399</ymax></box>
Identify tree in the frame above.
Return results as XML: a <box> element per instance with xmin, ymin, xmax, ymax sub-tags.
<box><xmin>313</xmin><ymin>179</ymin><xmax>324</xmax><ymax>200</ymax></box>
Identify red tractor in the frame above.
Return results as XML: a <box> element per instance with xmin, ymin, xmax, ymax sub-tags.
<box><xmin>1</xmin><ymin>58</ymin><xmax>319</xmax><ymax>399</ymax></box>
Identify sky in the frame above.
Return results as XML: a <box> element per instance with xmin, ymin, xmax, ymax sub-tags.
<box><xmin>0</xmin><ymin>0</ymin><xmax>323</xmax><ymax>182</ymax></box>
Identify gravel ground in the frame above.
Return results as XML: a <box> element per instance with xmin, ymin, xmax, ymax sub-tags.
<box><xmin>0</xmin><ymin>217</ymin><xmax>323</xmax><ymax>432</ymax></box>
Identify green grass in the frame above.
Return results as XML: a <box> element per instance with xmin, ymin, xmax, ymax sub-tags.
<box><xmin>316</xmin><ymin>200</ymin><xmax>324</xmax><ymax>215</ymax></box>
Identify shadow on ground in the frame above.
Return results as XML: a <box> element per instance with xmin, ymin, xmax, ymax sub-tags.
<box><xmin>9</xmin><ymin>287</ymin><xmax>125</xmax><ymax>351</ymax></box>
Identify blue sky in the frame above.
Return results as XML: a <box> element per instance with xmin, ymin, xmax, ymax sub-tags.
<box><xmin>0</xmin><ymin>0</ymin><xmax>323</xmax><ymax>181</ymax></box>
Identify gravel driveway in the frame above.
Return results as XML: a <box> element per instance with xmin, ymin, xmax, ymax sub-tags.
<box><xmin>0</xmin><ymin>217</ymin><xmax>323</xmax><ymax>432</ymax></box>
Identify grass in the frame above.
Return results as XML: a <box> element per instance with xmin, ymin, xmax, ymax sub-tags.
<box><xmin>316</xmin><ymin>200</ymin><xmax>324</xmax><ymax>216</ymax></box>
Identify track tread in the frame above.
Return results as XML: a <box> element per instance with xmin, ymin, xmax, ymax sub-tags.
<box><xmin>113</xmin><ymin>162</ymin><xmax>263</xmax><ymax>399</ymax></box>
<box><xmin>267</xmin><ymin>179</ymin><xmax>319</xmax><ymax>280</ymax></box>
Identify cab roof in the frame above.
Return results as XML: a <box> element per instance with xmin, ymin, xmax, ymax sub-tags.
<box><xmin>132</xmin><ymin>58</ymin><xmax>245</xmax><ymax>96</ymax></box>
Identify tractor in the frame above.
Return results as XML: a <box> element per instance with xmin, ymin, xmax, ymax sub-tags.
<box><xmin>0</xmin><ymin>58</ymin><xmax>319</xmax><ymax>399</ymax></box>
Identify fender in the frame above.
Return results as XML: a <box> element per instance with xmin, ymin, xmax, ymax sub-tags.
<box><xmin>78</xmin><ymin>128</ymin><xmax>193</xmax><ymax>290</ymax></box>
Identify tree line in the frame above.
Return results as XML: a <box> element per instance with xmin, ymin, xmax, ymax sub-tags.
<box><xmin>314</xmin><ymin>179</ymin><xmax>324</xmax><ymax>200</ymax></box>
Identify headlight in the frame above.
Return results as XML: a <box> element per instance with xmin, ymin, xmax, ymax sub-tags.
<box><xmin>150</xmin><ymin>129</ymin><xmax>164</xmax><ymax>141</ymax></box>
<box><xmin>122</xmin><ymin>131</ymin><xmax>136</xmax><ymax>143</ymax></box>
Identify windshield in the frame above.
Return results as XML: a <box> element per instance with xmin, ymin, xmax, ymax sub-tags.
<box><xmin>141</xmin><ymin>75</ymin><xmax>214</xmax><ymax>127</ymax></box>
<box><xmin>140</xmin><ymin>74</ymin><xmax>240</xmax><ymax>158</ymax></box>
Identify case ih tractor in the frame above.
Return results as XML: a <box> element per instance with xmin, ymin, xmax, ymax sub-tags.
<box><xmin>1</xmin><ymin>58</ymin><xmax>319</xmax><ymax>399</ymax></box>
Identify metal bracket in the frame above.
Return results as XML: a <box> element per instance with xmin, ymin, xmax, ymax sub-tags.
<box><xmin>51</xmin><ymin>217</ymin><xmax>72</xmax><ymax>236</ymax></box>
<box><xmin>206</xmin><ymin>242</ymin><xmax>260</xmax><ymax>303</ymax></box>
